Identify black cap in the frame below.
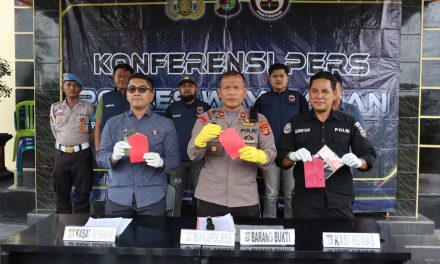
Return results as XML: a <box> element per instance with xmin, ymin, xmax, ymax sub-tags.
<box><xmin>178</xmin><ymin>76</ymin><xmax>197</xmax><ymax>86</ymax></box>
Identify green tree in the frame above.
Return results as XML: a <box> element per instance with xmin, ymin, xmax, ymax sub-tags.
<box><xmin>0</xmin><ymin>58</ymin><xmax>12</xmax><ymax>101</ymax></box>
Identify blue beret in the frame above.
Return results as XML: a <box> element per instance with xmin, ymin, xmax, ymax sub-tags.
<box><xmin>63</xmin><ymin>73</ymin><xmax>84</xmax><ymax>87</ymax></box>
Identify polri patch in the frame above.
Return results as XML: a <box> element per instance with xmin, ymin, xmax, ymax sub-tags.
<box><xmin>259</xmin><ymin>121</ymin><xmax>270</xmax><ymax>136</ymax></box>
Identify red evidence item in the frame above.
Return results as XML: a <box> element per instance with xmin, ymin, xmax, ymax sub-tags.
<box><xmin>304</xmin><ymin>157</ymin><xmax>326</xmax><ymax>188</ymax></box>
<box><xmin>218</xmin><ymin>127</ymin><xmax>246</xmax><ymax>160</ymax></box>
<box><xmin>128</xmin><ymin>133</ymin><xmax>149</xmax><ymax>163</ymax></box>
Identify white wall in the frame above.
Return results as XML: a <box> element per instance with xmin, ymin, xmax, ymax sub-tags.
<box><xmin>0</xmin><ymin>0</ymin><xmax>17</xmax><ymax>170</ymax></box>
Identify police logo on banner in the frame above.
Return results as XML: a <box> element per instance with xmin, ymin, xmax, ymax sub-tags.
<box><xmin>166</xmin><ymin>0</ymin><xmax>205</xmax><ymax>20</ymax></box>
<box><xmin>215</xmin><ymin>0</ymin><xmax>241</xmax><ymax>17</ymax></box>
<box><xmin>250</xmin><ymin>0</ymin><xmax>289</xmax><ymax>20</ymax></box>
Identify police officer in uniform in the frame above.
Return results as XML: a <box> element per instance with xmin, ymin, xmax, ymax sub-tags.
<box><xmin>50</xmin><ymin>73</ymin><xmax>94</xmax><ymax>214</ymax></box>
<box><xmin>188</xmin><ymin>71</ymin><xmax>277</xmax><ymax>218</ymax></box>
<box><xmin>94</xmin><ymin>63</ymin><xmax>133</xmax><ymax>151</ymax></box>
<box><xmin>165</xmin><ymin>76</ymin><xmax>210</xmax><ymax>216</ymax></box>
<box><xmin>276</xmin><ymin>71</ymin><xmax>376</xmax><ymax>219</ymax></box>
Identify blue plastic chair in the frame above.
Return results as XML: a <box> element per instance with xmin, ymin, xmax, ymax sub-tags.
<box><xmin>13</xmin><ymin>101</ymin><xmax>35</xmax><ymax>162</ymax></box>
<box><xmin>16</xmin><ymin>137</ymin><xmax>35</xmax><ymax>179</ymax></box>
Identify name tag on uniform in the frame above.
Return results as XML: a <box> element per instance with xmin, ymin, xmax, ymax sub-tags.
<box><xmin>322</xmin><ymin>232</ymin><xmax>380</xmax><ymax>249</ymax></box>
<box><xmin>63</xmin><ymin>226</ymin><xmax>116</xmax><ymax>242</ymax></box>
<box><xmin>240</xmin><ymin>229</ymin><xmax>295</xmax><ymax>246</ymax></box>
<box><xmin>180</xmin><ymin>229</ymin><xmax>235</xmax><ymax>247</ymax></box>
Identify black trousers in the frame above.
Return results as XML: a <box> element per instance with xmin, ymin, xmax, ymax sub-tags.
<box><xmin>53</xmin><ymin>148</ymin><xmax>93</xmax><ymax>214</ymax></box>
<box><xmin>293</xmin><ymin>199</ymin><xmax>354</xmax><ymax>219</ymax></box>
<box><xmin>105</xmin><ymin>197</ymin><xmax>166</xmax><ymax>217</ymax></box>
<box><xmin>197</xmin><ymin>199</ymin><xmax>260</xmax><ymax>218</ymax></box>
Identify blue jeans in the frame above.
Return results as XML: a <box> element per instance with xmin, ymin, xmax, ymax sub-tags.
<box><xmin>262</xmin><ymin>163</ymin><xmax>294</xmax><ymax>218</ymax></box>
<box><xmin>168</xmin><ymin>159</ymin><xmax>204</xmax><ymax>217</ymax></box>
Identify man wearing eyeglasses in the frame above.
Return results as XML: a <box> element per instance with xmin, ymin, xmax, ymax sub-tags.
<box><xmin>50</xmin><ymin>73</ymin><xmax>94</xmax><ymax>214</ymax></box>
<box><xmin>94</xmin><ymin>63</ymin><xmax>133</xmax><ymax>152</ymax></box>
<box><xmin>97</xmin><ymin>73</ymin><xmax>180</xmax><ymax>217</ymax></box>
<box><xmin>188</xmin><ymin>71</ymin><xmax>277</xmax><ymax>218</ymax></box>
<box><xmin>164</xmin><ymin>76</ymin><xmax>211</xmax><ymax>216</ymax></box>
<box><xmin>254</xmin><ymin>63</ymin><xmax>308</xmax><ymax>219</ymax></box>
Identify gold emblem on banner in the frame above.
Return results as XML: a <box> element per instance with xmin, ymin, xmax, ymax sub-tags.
<box><xmin>166</xmin><ymin>0</ymin><xmax>205</xmax><ymax>20</ymax></box>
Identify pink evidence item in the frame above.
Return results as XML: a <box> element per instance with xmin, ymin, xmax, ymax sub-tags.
<box><xmin>128</xmin><ymin>133</ymin><xmax>149</xmax><ymax>163</ymax></box>
<box><xmin>304</xmin><ymin>157</ymin><xmax>326</xmax><ymax>188</ymax></box>
<box><xmin>218</xmin><ymin>127</ymin><xmax>246</xmax><ymax>160</ymax></box>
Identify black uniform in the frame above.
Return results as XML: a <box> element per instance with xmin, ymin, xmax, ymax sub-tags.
<box><xmin>276</xmin><ymin>110</ymin><xmax>376</xmax><ymax>218</ymax></box>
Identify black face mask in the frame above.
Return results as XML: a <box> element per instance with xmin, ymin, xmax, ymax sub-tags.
<box><xmin>180</xmin><ymin>94</ymin><xmax>196</xmax><ymax>102</ymax></box>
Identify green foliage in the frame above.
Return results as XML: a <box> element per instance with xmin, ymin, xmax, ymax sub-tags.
<box><xmin>0</xmin><ymin>57</ymin><xmax>12</xmax><ymax>100</ymax></box>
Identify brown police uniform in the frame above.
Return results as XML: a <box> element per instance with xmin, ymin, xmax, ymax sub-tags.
<box><xmin>50</xmin><ymin>100</ymin><xmax>94</xmax><ymax>214</ymax></box>
<box><xmin>188</xmin><ymin>106</ymin><xmax>277</xmax><ymax>217</ymax></box>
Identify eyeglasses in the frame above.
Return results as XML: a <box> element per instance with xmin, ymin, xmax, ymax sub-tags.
<box><xmin>127</xmin><ymin>86</ymin><xmax>153</xmax><ymax>93</ymax></box>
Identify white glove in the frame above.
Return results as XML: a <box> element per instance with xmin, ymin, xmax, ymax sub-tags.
<box><xmin>143</xmin><ymin>152</ymin><xmax>164</xmax><ymax>168</ymax></box>
<box><xmin>341</xmin><ymin>153</ymin><xmax>363</xmax><ymax>168</ymax></box>
<box><xmin>111</xmin><ymin>141</ymin><xmax>131</xmax><ymax>162</ymax></box>
<box><xmin>289</xmin><ymin>148</ymin><xmax>312</xmax><ymax>162</ymax></box>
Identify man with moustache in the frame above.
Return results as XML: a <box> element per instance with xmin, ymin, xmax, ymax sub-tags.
<box><xmin>98</xmin><ymin>73</ymin><xmax>180</xmax><ymax>217</ymax></box>
<box><xmin>165</xmin><ymin>76</ymin><xmax>210</xmax><ymax>216</ymax></box>
<box><xmin>276</xmin><ymin>71</ymin><xmax>376</xmax><ymax>219</ymax></box>
<box><xmin>94</xmin><ymin>63</ymin><xmax>134</xmax><ymax>151</ymax></box>
<box><xmin>50</xmin><ymin>73</ymin><xmax>94</xmax><ymax>214</ymax></box>
<box><xmin>188</xmin><ymin>71</ymin><xmax>277</xmax><ymax>218</ymax></box>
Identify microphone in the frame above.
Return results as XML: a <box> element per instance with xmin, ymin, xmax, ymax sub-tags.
<box><xmin>206</xmin><ymin>217</ymin><xmax>215</xmax><ymax>230</ymax></box>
